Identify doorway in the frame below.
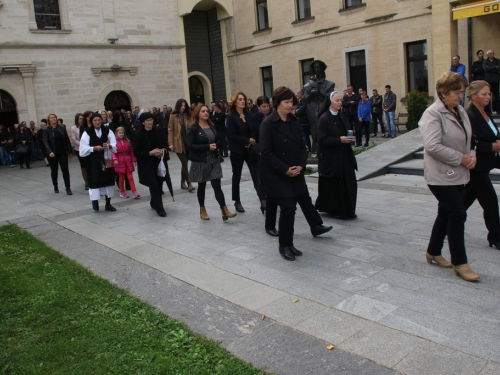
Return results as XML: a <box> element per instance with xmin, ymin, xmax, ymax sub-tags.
<box><xmin>104</xmin><ymin>90</ymin><xmax>131</xmax><ymax>112</ymax></box>
<box><xmin>0</xmin><ymin>90</ymin><xmax>18</xmax><ymax>128</ymax></box>
<box><xmin>189</xmin><ymin>76</ymin><xmax>205</xmax><ymax>105</ymax></box>
<box><xmin>348</xmin><ymin>50</ymin><xmax>367</xmax><ymax>93</ymax></box>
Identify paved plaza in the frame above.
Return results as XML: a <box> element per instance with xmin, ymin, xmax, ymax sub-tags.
<box><xmin>2</xmin><ymin>133</ymin><xmax>500</xmax><ymax>375</ymax></box>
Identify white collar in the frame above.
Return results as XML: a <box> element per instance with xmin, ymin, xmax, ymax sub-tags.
<box><xmin>329</xmin><ymin>110</ymin><xmax>338</xmax><ymax>115</ymax></box>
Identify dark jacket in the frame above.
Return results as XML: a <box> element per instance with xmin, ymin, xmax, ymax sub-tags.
<box><xmin>472</xmin><ymin>60</ymin><xmax>485</xmax><ymax>81</ymax></box>
<box><xmin>260</xmin><ymin>111</ymin><xmax>308</xmax><ymax>198</ymax></box>
<box><xmin>186</xmin><ymin>124</ymin><xmax>220</xmax><ymax>163</ymax></box>
<box><xmin>483</xmin><ymin>57</ymin><xmax>500</xmax><ymax>83</ymax></box>
<box><xmin>295</xmin><ymin>99</ymin><xmax>309</xmax><ymax>125</ymax></box>
<box><xmin>250</xmin><ymin>111</ymin><xmax>269</xmax><ymax>142</ymax></box>
<box><xmin>370</xmin><ymin>94</ymin><xmax>383</xmax><ymax>114</ymax></box>
<box><xmin>14</xmin><ymin>128</ymin><xmax>32</xmax><ymax>149</ymax></box>
<box><xmin>159</xmin><ymin>111</ymin><xmax>170</xmax><ymax>128</ymax></box>
<box><xmin>133</xmin><ymin>127</ymin><xmax>168</xmax><ymax>187</ymax></box>
<box><xmin>212</xmin><ymin>112</ymin><xmax>227</xmax><ymax>133</ymax></box>
<box><xmin>226</xmin><ymin>112</ymin><xmax>256</xmax><ymax>154</ymax></box>
<box><xmin>42</xmin><ymin>125</ymin><xmax>72</xmax><ymax>156</ymax></box>
<box><xmin>342</xmin><ymin>93</ymin><xmax>360</xmax><ymax>116</ymax></box>
<box><xmin>467</xmin><ymin>104</ymin><xmax>499</xmax><ymax>173</ymax></box>
<box><xmin>317</xmin><ymin>111</ymin><xmax>358</xmax><ymax>177</ymax></box>
<box><xmin>383</xmin><ymin>91</ymin><xmax>397</xmax><ymax>112</ymax></box>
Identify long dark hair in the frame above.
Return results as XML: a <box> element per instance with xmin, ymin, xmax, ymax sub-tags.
<box><xmin>172</xmin><ymin>98</ymin><xmax>191</xmax><ymax>120</ymax></box>
<box><xmin>74</xmin><ymin>113</ymin><xmax>83</xmax><ymax>126</ymax></box>
<box><xmin>112</xmin><ymin>111</ymin><xmax>124</xmax><ymax>125</ymax></box>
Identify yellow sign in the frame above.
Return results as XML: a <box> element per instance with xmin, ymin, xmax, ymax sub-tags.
<box><xmin>453</xmin><ymin>0</ymin><xmax>500</xmax><ymax>20</ymax></box>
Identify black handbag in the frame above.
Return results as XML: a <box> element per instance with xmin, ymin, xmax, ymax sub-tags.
<box><xmin>248</xmin><ymin>143</ymin><xmax>261</xmax><ymax>160</ymax></box>
<box><xmin>16</xmin><ymin>145</ymin><xmax>28</xmax><ymax>154</ymax></box>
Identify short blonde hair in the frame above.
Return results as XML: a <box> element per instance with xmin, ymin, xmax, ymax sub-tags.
<box><xmin>436</xmin><ymin>71</ymin><xmax>468</xmax><ymax>99</ymax></box>
<box><xmin>468</xmin><ymin>80</ymin><xmax>491</xmax><ymax>98</ymax></box>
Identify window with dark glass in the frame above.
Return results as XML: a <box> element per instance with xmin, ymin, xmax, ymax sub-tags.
<box><xmin>345</xmin><ymin>0</ymin><xmax>363</xmax><ymax>8</ymax></box>
<box><xmin>256</xmin><ymin>0</ymin><xmax>270</xmax><ymax>31</ymax></box>
<box><xmin>300</xmin><ymin>58</ymin><xmax>314</xmax><ymax>86</ymax></box>
<box><xmin>297</xmin><ymin>0</ymin><xmax>311</xmax><ymax>20</ymax></box>
<box><xmin>406</xmin><ymin>40</ymin><xmax>428</xmax><ymax>93</ymax></box>
<box><xmin>261</xmin><ymin>66</ymin><xmax>273</xmax><ymax>98</ymax></box>
<box><xmin>33</xmin><ymin>0</ymin><xmax>61</xmax><ymax>30</ymax></box>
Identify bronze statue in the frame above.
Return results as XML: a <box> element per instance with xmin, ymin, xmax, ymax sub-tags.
<box><xmin>303</xmin><ymin>60</ymin><xmax>335</xmax><ymax>153</ymax></box>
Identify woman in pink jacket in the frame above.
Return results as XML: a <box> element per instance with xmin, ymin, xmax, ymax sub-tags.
<box><xmin>113</xmin><ymin>127</ymin><xmax>140</xmax><ymax>199</ymax></box>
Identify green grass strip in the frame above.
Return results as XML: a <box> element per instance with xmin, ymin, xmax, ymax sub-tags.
<box><xmin>0</xmin><ymin>225</ymin><xmax>267</xmax><ymax>375</ymax></box>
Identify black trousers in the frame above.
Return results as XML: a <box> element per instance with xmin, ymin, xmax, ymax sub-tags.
<box><xmin>357</xmin><ymin>121</ymin><xmax>370</xmax><ymax>146</ymax></box>
<box><xmin>218</xmin><ymin>131</ymin><xmax>228</xmax><ymax>156</ymax></box>
<box><xmin>197</xmin><ymin>178</ymin><xmax>226</xmax><ymax>208</ymax></box>
<box><xmin>463</xmin><ymin>171</ymin><xmax>500</xmax><ymax>243</ymax></box>
<box><xmin>17</xmin><ymin>149</ymin><xmax>31</xmax><ymax>167</ymax></box>
<box><xmin>230</xmin><ymin>150</ymin><xmax>264</xmax><ymax>202</ymax></box>
<box><xmin>272</xmin><ymin>194</ymin><xmax>323</xmax><ymax>247</ymax></box>
<box><xmin>372</xmin><ymin>112</ymin><xmax>384</xmax><ymax>135</ymax></box>
<box><xmin>149</xmin><ymin>175</ymin><xmax>165</xmax><ymax>212</ymax></box>
<box><xmin>490</xmin><ymin>81</ymin><xmax>500</xmax><ymax>112</ymax></box>
<box><xmin>427</xmin><ymin>185</ymin><xmax>467</xmax><ymax>266</ymax></box>
<box><xmin>48</xmin><ymin>153</ymin><xmax>70</xmax><ymax>188</ymax></box>
<box><xmin>176</xmin><ymin>152</ymin><xmax>190</xmax><ymax>184</ymax></box>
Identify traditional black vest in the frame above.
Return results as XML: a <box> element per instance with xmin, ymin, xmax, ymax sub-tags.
<box><xmin>85</xmin><ymin>127</ymin><xmax>115</xmax><ymax>189</ymax></box>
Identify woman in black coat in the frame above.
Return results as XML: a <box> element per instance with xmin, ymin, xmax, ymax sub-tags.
<box><xmin>226</xmin><ymin>91</ymin><xmax>266</xmax><ymax>213</ymax></box>
<box><xmin>14</xmin><ymin>122</ymin><xmax>32</xmax><ymax>169</ymax></box>
<box><xmin>187</xmin><ymin>104</ymin><xmax>236</xmax><ymax>221</ymax></box>
<box><xmin>315</xmin><ymin>92</ymin><xmax>358</xmax><ymax>219</ymax></box>
<box><xmin>133</xmin><ymin>112</ymin><xmax>168</xmax><ymax>217</ymax></box>
<box><xmin>463</xmin><ymin>81</ymin><xmax>500</xmax><ymax>249</ymax></box>
<box><xmin>260</xmin><ymin>87</ymin><xmax>332</xmax><ymax>261</ymax></box>
<box><xmin>42</xmin><ymin>113</ymin><xmax>73</xmax><ymax>194</ymax></box>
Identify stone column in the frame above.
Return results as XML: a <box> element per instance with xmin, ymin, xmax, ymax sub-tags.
<box><xmin>19</xmin><ymin>67</ymin><xmax>38</xmax><ymax>123</ymax></box>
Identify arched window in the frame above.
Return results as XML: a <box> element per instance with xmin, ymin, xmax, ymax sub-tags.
<box><xmin>104</xmin><ymin>91</ymin><xmax>132</xmax><ymax>112</ymax></box>
<box><xmin>0</xmin><ymin>90</ymin><xmax>19</xmax><ymax>127</ymax></box>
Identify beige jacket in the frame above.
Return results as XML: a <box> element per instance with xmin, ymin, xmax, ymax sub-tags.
<box><xmin>419</xmin><ymin>99</ymin><xmax>474</xmax><ymax>186</ymax></box>
<box><xmin>168</xmin><ymin>113</ymin><xmax>189</xmax><ymax>154</ymax></box>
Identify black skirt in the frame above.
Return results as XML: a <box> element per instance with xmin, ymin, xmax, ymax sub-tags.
<box><xmin>315</xmin><ymin>157</ymin><xmax>357</xmax><ymax>219</ymax></box>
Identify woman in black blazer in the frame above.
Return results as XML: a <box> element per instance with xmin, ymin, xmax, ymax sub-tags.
<box><xmin>14</xmin><ymin>121</ymin><xmax>33</xmax><ymax>169</ymax></box>
<box><xmin>260</xmin><ymin>87</ymin><xmax>332</xmax><ymax>261</ymax></box>
<box><xmin>315</xmin><ymin>92</ymin><xmax>358</xmax><ymax>219</ymax></box>
<box><xmin>187</xmin><ymin>104</ymin><xmax>236</xmax><ymax>221</ymax></box>
<box><xmin>226</xmin><ymin>91</ymin><xmax>266</xmax><ymax>213</ymax></box>
<box><xmin>463</xmin><ymin>81</ymin><xmax>500</xmax><ymax>249</ymax></box>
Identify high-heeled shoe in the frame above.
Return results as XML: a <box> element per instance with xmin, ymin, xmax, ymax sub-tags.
<box><xmin>488</xmin><ymin>240</ymin><xmax>500</xmax><ymax>250</ymax></box>
<box><xmin>453</xmin><ymin>264</ymin><xmax>480</xmax><ymax>281</ymax></box>
<box><xmin>234</xmin><ymin>201</ymin><xmax>245</xmax><ymax>213</ymax></box>
<box><xmin>425</xmin><ymin>253</ymin><xmax>452</xmax><ymax>268</ymax></box>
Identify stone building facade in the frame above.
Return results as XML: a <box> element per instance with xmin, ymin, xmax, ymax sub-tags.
<box><xmin>1</xmin><ymin>0</ymin><xmax>498</xmax><ymax>126</ymax></box>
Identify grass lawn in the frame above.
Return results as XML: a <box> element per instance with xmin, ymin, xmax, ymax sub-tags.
<box><xmin>0</xmin><ymin>224</ymin><xmax>267</xmax><ymax>375</ymax></box>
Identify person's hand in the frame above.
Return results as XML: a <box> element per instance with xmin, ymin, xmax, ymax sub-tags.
<box><xmin>114</xmin><ymin>160</ymin><xmax>118</xmax><ymax>165</ymax></box>
<box><xmin>249</xmin><ymin>138</ymin><xmax>256</xmax><ymax>145</ymax></box>
<box><xmin>68</xmin><ymin>154</ymin><xmax>73</xmax><ymax>159</ymax></box>
<box><xmin>49</xmin><ymin>152</ymin><xmax>55</xmax><ymax>158</ymax></box>
<box><xmin>133</xmin><ymin>162</ymin><xmax>137</xmax><ymax>167</ymax></box>
<box><xmin>286</xmin><ymin>166</ymin><xmax>302</xmax><ymax>177</ymax></box>
<box><xmin>461</xmin><ymin>154</ymin><xmax>476</xmax><ymax>168</ymax></box>
<box><xmin>359</xmin><ymin>117</ymin><xmax>363</xmax><ymax>123</ymax></box>
<box><xmin>493</xmin><ymin>141</ymin><xmax>500</xmax><ymax>153</ymax></box>
<box><xmin>340</xmin><ymin>136</ymin><xmax>355</xmax><ymax>144</ymax></box>
<box><xmin>94</xmin><ymin>145</ymin><xmax>103</xmax><ymax>152</ymax></box>
<box><xmin>467</xmin><ymin>155</ymin><xmax>476</xmax><ymax>169</ymax></box>
<box><xmin>169</xmin><ymin>145</ymin><xmax>174</xmax><ymax>151</ymax></box>
<box><xmin>209</xmin><ymin>143</ymin><xmax>216</xmax><ymax>151</ymax></box>
<box><xmin>102</xmin><ymin>142</ymin><xmax>109</xmax><ymax>149</ymax></box>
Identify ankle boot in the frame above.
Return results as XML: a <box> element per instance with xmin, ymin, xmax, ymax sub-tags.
<box><xmin>453</xmin><ymin>264</ymin><xmax>480</xmax><ymax>281</ymax></box>
<box><xmin>181</xmin><ymin>181</ymin><xmax>188</xmax><ymax>190</ymax></box>
<box><xmin>200</xmin><ymin>206</ymin><xmax>210</xmax><ymax>220</ymax></box>
<box><xmin>426</xmin><ymin>253</ymin><xmax>452</xmax><ymax>268</ymax></box>
<box><xmin>105</xmin><ymin>196</ymin><xmax>116</xmax><ymax>212</ymax></box>
<box><xmin>221</xmin><ymin>206</ymin><xmax>237</xmax><ymax>221</ymax></box>
<box><xmin>92</xmin><ymin>200</ymin><xmax>99</xmax><ymax>212</ymax></box>
<box><xmin>188</xmin><ymin>182</ymin><xmax>196</xmax><ymax>192</ymax></box>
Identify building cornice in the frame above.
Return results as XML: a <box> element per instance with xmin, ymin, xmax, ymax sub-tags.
<box><xmin>0</xmin><ymin>43</ymin><xmax>185</xmax><ymax>50</ymax></box>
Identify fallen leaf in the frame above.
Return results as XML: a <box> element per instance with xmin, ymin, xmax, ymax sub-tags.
<box><xmin>261</xmin><ymin>314</ymin><xmax>265</xmax><ymax>320</ymax></box>
<box><xmin>326</xmin><ymin>345</ymin><xmax>334</xmax><ymax>350</ymax></box>
<box><xmin>244</xmin><ymin>325</ymin><xmax>250</xmax><ymax>328</ymax></box>
<box><xmin>180</xmin><ymin>313</ymin><xmax>185</xmax><ymax>316</ymax></box>
<box><xmin>292</xmin><ymin>299</ymin><xmax>299</xmax><ymax>303</ymax></box>
<box><xmin>371</xmin><ymin>226</ymin><xmax>376</xmax><ymax>230</ymax></box>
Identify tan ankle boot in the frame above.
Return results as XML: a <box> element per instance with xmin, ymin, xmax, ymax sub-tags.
<box><xmin>221</xmin><ymin>206</ymin><xmax>237</xmax><ymax>221</ymax></box>
<box><xmin>200</xmin><ymin>206</ymin><xmax>210</xmax><ymax>220</ymax></box>
<box><xmin>453</xmin><ymin>264</ymin><xmax>480</xmax><ymax>281</ymax></box>
<box><xmin>181</xmin><ymin>181</ymin><xmax>188</xmax><ymax>190</ymax></box>
<box><xmin>188</xmin><ymin>183</ymin><xmax>195</xmax><ymax>192</ymax></box>
<box><xmin>426</xmin><ymin>253</ymin><xmax>452</xmax><ymax>268</ymax></box>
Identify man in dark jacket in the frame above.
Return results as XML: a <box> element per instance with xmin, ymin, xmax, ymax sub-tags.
<box><xmin>295</xmin><ymin>89</ymin><xmax>311</xmax><ymax>152</ymax></box>
<box><xmin>370</xmin><ymin>89</ymin><xmax>384</xmax><ymax>137</ymax></box>
<box><xmin>342</xmin><ymin>85</ymin><xmax>360</xmax><ymax>133</ymax></box>
<box><xmin>250</xmin><ymin>95</ymin><xmax>271</xmax><ymax>143</ymax></box>
<box><xmin>472</xmin><ymin>50</ymin><xmax>485</xmax><ymax>81</ymax></box>
<box><xmin>484</xmin><ymin>50</ymin><xmax>500</xmax><ymax>112</ymax></box>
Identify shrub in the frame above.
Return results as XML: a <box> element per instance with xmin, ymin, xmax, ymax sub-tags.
<box><xmin>406</xmin><ymin>90</ymin><xmax>428</xmax><ymax>131</ymax></box>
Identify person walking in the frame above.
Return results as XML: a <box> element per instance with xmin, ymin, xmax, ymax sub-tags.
<box><xmin>79</xmin><ymin>113</ymin><xmax>117</xmax><ymax>212</ymax></box>
<box><xmin>133</xmin><ymin>112</ymin><xmax>168</xmax><ymax>217</ymax></box>
<box><xmin>226</xmin><ymin>91</ymin><xmax>266</xmax><ymax>213</ymax></box>
<box><xmin>383</xmin><ymin>85</ymin><xmax>398</xmax><ymax>137</ymax></box>
<box><xmin>419</xmin><ymin>71</ymin><xmax>479</xmax><ymax>281</ymax></box>
<box><xmin>43</xmin><ymin>113</ymin><xmax>73</xmax><ymax>194</ymax></box>
<box><xmin>70</xmin><ymin>113</ymin><xmax>89</xmax><ymax>190</ymax></box>
<box><xmin>168</xmin><ymin>99</ymin><xmax>195</xmax><ymax>192</ymax></box>
<box><xmin>463</xmin><ymin>80</ymin><xmax>500</xmax><ymax>250</ymax></box>
<box><xmin>113</xmin><ymin>127</ymin><xmax>140</xmax><ymax>199</ymax></box>
<box><xmin>315</xmin><ymin>91</ymin><xmax>358</xmax><ymax>220</ymax></box>
<box><xmin>260</xmin><ymin>87</ymin><xmax>332</xmax><ymax>261</ymax></box>
<box><xmin>187</xmin><ymin>104</ymin><xmax>236</xmax><ymax>222</ymax></box>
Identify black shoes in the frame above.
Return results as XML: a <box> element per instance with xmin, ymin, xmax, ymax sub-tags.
<box><xmin>66</xmin><ymin>188</ymin><xmax>72</xmax><ymax>195</ymax></box>
<box><xmin>266</xmin><ymin>228</ymin><xmax>279</xmax><ymax>237</ymax></box>
<box><xmin>311</xmin><ymin>224</ymin><xmax>333</xmax><ymax>237</ymax></box>
<box><xmin>26</xmin><ymin>165</ymin><xmax>31</xmax><ymax>169</ymax></box>
<box><xmin>92</xmin><ymin>200</ymin><xmax>99</xmax><ymax>212</ymax></box>
<box><xmin>85</xmin><ymin>184</ymin><xmax>89</xmax><ymax>190</ymax></box>
<box><xmin>234</xmin><ymin>201</ymin><xmax>245</xmax><ymax>213</ymax></box>
<box><xmin>290</xmin><ymin>245</ymin><xmax>302</xmax><ymax>256</ymax></box>
<box><xmin>279</xmin><ymin>246</ymin><xmax>295</xmax><ymax>261</ymax></box>
<box><xmin>105</xmin><ymin>196</ymin><xmax>116</xmax><ymax>212</ymax></box>
<box><xmin>156</xmin><ymin>210</ymin><xmax>167</xmax><ymax>217</ymax></box>
<box><xmin>54</xmin><ymin>186</ymin><xmax>59</xmax><ymax>193</ymax></box>
<box><xmin>489</xmin><ymin>241</ymin><xmax>500</xmax><ymax>250</ymax></box>
<box><xmin>329</xmin><ymin>214</ymin><xmax>357</xmax><ymax>220</ymax></box>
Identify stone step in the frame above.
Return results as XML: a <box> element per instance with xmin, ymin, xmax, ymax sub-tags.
<box><xmin>388</xmin><ymin>158</ymin><xmax>500</xmax><ymax>181</ymax></box>
<box><xmin>413</xmin><ymin>151</ymin><xmax>424</xmax><ymax>159</ymax></box>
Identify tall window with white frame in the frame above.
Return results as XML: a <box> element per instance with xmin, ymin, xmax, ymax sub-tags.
<box><xmin>256</xmin><ymin>0</ymin><xmax>270</xmax><ymax>31</ymax></box>
<box><xmin>345</xmin><ymin>0</ymin><xmax>363</xmax><ymax>8</ymax></box>
<box><xmin>297</xmin><ymin>0</ymin><xmax>311</xmax><ymax>20</ymax></box>
<box><xmin>33</xmin><ymin>0</ymin><xmax>61</xmax><ymax>30</ymax></box>
<box><xmin>300</xmin><ymin>58</ymin><xmax>314</xmax><ymax>86</ymax></box>
<box><xmin>261</xmin><ymin>66</ymin><xmax>273</xmax><ymax>98</ymax></box>
<box><xmin>406</xmin><ymin>40</ymin><xmax>428</xmax><ymax>93</ymax></box>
